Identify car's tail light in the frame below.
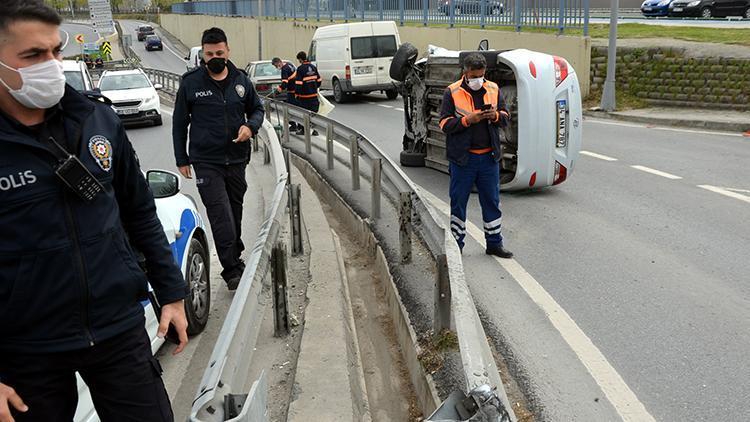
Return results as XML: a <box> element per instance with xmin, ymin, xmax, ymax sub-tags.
<box><xmin>345</xmin><ymin>65</ymin><xmax>351</xmax><ymax>80</ymax></box>
<box><xmin>553</xmin><ymin>161</ymin><xmax>568</xmax><ymax>185</ymax></box>
<box><xmin>553</xmin><ymin>56</ymin><xmax>569</xmax><ymax>87</ymax></box>
<box><xmin>529</xmin><ymin>172</ymin><xmax>537</xmax><ymax>187</ymax></box>
<box><xmin>528</xmin><ymin>61</ymin><xmax>537</xmax><ymax>79</ymax></box>
<box><xmin>256</xmin><ymin>83</ymin><xmax>270</xmax><ymax>92</ymax></box>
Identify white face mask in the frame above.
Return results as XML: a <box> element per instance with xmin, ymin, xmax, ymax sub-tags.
<box><xmin>0</xmin><ymin>59</ymin><xmax>66</xmax><ymax>109</ymax></box>
<box><xmin>467</xmin><ymin>77</ymin><xmax>484</xmax><ymax>91</ymax></box>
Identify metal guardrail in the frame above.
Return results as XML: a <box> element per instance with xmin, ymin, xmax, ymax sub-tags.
<box><xmin>146</xmin><ymin>66</ymin><xmax>514</xmax><ymax>420</ymax></box>
<box><xmin>187</xmin><ymin>119</ymin><xmax>287</xmax><ymax>421</ymax></box>
<box><xmin>265</xmin><ymin>98</ymin><xmax>516</xmax><ymax>421</ymax></box>
<box><xmin>143</xmin><ymin>68</ymin><xmax>181</xmax><ymax>95</ymax></box>
<box><xmin>172</xmin><ymin>0</ymin><xmax>591</xmax><ymax>34</ymax></box>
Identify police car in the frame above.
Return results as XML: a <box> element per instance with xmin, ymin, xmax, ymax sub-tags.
<box><xmin>73</xmin><ymin>169</ymin><xmax>211</xmax><ymax>422</ymax></box>
<box><xmin>392</xmin><ymin>42</ymin><xmax>583</xmax><ymax>190</ymax></box>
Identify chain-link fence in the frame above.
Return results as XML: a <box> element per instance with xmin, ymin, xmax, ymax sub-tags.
<box><xmin>172</xmin><ymin>0</ymin><xmax>590</xmax><ymax>34</ymax></box>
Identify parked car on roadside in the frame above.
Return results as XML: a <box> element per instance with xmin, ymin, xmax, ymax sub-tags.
<box><xmin>136</xmin><ymin>24</ymin><xmax>155</xmax><ymax>41</ymax></box>
<box><xmin>144</xmin><ymin>34</ymin><xmax>163</xmax><ymax>51</ymax></box>
<box><xmin>640</xmin><ymin>0</ymin><xmax>675</xmax><ymax>16</ymax></box>
<box><xmin>62</xmin><ymin>59</ymin><xmax>94</xmax><ymax>92</ymax></box>
<box><xmin>244</xmin><ymin>59</ymin><xmax>292</xmax><ymax>99</ymax></box>
<box><xmin>438</xmin><ymin>0</ymin><xmax>505</xmax><ymax>15</ymax></box>
<box><xmin>184</xmin><ymin>46</ymin><xmax>203</xmax><ymax>72</ymax></box>
<box><xmin>392</xmin><ymin>42</ymin><xmax>582</xmax><ymax>190</ymax></box>
<box><xmin>669</xmin><ymin>0</ymin><xmax>750</xmax><ymax>17</ymax></box>
<box><xmin>97</xmin><ymin>68</ymin><xmax>163</xmax><ymax>126</ymax></box>
<box><xmin>73</xmin><ymin>169</ymin><xmax>212</xmax><ymax>422</ymax></box>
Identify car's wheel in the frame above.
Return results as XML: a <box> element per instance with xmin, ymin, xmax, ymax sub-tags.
<box><xmin>389</xmin><ymin>42</ymin><xmax>418</xmax><ymax>82</ymax></box>
<box><xmin>386</xmin><ymin>89</ymin><xmax>398</xmax><ymax>100</ymax></box>
<box><xmin>333</xmin><ymin>79</ymin><xmax>348</xmax><ymax>103</ymax></box>
<box><xmin>701</xmin><ymin>6</ymin><xmax>712</xmax><ymax>18</ymax></box>
<box><xmin>185</xmin><ymin>238</ymin><xmax>210</xmax><ymax>336</ymax></box>
<box><xmin>153</xmin><ymin>116</ymin><xmax>163</xmax><ymax>126</ymax></box>
<box><xmin>400</xmin><ymin>150</ymin><xmax>426</xmax><ymax>167</ymax></box>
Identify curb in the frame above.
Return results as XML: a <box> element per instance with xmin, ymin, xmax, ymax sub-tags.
<box><xmin>584</xmin><ymin>110</ymin><xmax>750</xmax><ymax>133</ymax></box>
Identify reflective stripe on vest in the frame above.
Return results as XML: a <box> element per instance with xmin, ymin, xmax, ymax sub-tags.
<box><xmin>439</xmin><ymin>79</ymin><xmax>499</xmax><ymax>130</ymax></box>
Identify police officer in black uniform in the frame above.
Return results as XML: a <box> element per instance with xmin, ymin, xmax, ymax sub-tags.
<box><xmin>272</xmin><ymin>56</ymin><xmax>299</xmax><ymax>132</ymax></box>
<box><xmin>0</xmin><ymin>2</ymin><xmax>188</xmax><ymax>420</ymax></box>
<box><xmin>290</xmin><ymin>51</ymin><xmax>321</xmax><ymax>136</ymax></box>
<box><xmin>172</xmin><ymin>27</ymin><xmax>265</xmax><ymax>290</ymax></box>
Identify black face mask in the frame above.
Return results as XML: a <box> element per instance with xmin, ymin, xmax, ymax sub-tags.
<box><xmin>206</xmin><ymin>57</ymin><xmax>227</xmax><ymax>74</ymax></box>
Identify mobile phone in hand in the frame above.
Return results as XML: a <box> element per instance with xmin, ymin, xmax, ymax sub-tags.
<box><xmin>481</xmin><ymin>104</ymin><xmax>493</xmax><ymax>111</ymax></box>
<box><xmin>147</xmin><ymin>291</ymin><xmax>181</xmax><ymax>345</ymax></box>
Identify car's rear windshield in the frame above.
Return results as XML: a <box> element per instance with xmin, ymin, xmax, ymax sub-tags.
<box><xmin>64</xmin><ymin>71</ymin><xmax>84</xmax><ymax>91</ymax></box>
<box><xmin>254</xmin><ymin>63</ymin><xmax>280</xmax><ymax>77</ymax></box>
<box><xmin>146</xmin><ymin>35</ymin><xmax>160</xmax><ymax>41</ymax></box>
<box><xmin>99</xmin><ymin>74</ymin><xmax>151</xmax><ymax>91</ymax></box>
<box><xmin>140</xmin><ymin>26</ymin><xmax>153</xmax><ymax>32</ymax></box>
<box><xmin>350</xmin><ymin>35</ymin><xmax>398</xmax><ymax>60</ymax></box>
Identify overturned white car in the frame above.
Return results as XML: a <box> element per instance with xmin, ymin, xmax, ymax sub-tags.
<box><xmin>391</xmin><ymin>42</ymin><xmax>582</xmax><ymax>190</ymax></box>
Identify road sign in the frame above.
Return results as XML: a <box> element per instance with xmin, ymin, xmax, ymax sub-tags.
<box><xmin>100</xmin><ymin>41</ymin><xmax>112</xmax><ymax>56</ymax></box>
<box><xmin>75</xmin><ymin>34</ymin><xmax>85</xmax><ymax>44</ymax></box>
<box><xmin>84</xmin><ymin>42</ymin><xmax>99</xmax><ymax>54</ymax></box>
<box><xmin>89</xmin><ymin>0</ymin><xmax>115</xmax><ymax>35</ymax></box>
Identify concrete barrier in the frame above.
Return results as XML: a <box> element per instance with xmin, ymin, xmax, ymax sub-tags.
<box><xmin>160</xmin><ymin>14</ymin><xmax>591</xmax><ymax>95</ymax></box>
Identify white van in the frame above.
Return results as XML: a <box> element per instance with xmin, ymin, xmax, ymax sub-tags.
<box><xmin>185</xmin><ymin>46</ymin><xmax>203</xmax><ymax>72</ymax></box>
<box><xmin>310</xmin><ymin>21</ymin><xmax>400</xmax><ymax>103</ymax></box>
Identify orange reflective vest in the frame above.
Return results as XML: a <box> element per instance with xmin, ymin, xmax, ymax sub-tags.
<box><xmin>439</xmin><ymin>79</ymin><xmax>502</xmax><ymax>131</ymax></box>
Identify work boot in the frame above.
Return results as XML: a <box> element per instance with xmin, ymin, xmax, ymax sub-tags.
<box><xmin>296</xmin><ymin>127</ymin><xmax>305</xmax><ymax>135</ymax></box>
<box><xmin>226</xmin><ymin>275</ymin><xmax>241</xmax><ymax>291</ymax></box>
<box><xmin>486</xmin><ymin>244</ymin><xmax>513</xmax><ymax>259</ymax></box>
<box><xmin>312</xmin><ymin>129</ymin><xmax>319</xmax><ymax>136</ymax></box>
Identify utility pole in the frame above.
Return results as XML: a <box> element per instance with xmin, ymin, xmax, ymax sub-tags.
<box><xmin>600</xmin><ymin>0</ymin><xmax>618</xmax><ymax>111</ymax></box>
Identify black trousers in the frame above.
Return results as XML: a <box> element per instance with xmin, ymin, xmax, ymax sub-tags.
<box><xmin>0</xmin><ymin>326</ymin><xmax>173</xmax><ymax>422</ymax></box>
<box><xmin>297</xmin><ymin>97</ymin><xmax>320</xmax><ymax>113</ymax></box>
<box><xmin>193</xmin><ymin>162</ymin><xmax>247</xmax><ymax>281</ymax></box>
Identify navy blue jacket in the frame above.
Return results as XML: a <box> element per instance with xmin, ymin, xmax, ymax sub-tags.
<box><xmin>0</xmin><ymin>86</ymin><xmax>187</xmax><ymax>354</ymax></box>
<box><xmin>279</xmin><ymin>62</ymin><xmax>296</xmax><ymax>94</ymax></box>
<box><xmin>292</xmin><ymin>61</ymin><xmax>322</xmax><ymax>101</ymax></box>
<box><xmin>440</xmin><ymin>79</ymin><xmax>509</xmax><ymax>166</ymax></box>
<box><xmin>173</xmin><ymin>61</ymin><xmax>265</xmax><ymax>167</ymax></box>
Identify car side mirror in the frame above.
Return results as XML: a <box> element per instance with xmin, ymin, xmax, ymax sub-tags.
<box><xmin>147</xmin><ymin>170</ymin><xmax>180</xmax><ymax>198</ymax></box>
<box><xmin>154</xmin><ymin>83</ymin><xmax>163</xmax><ymax>90</ymax></box>
<box><xmin>478</xmin><ymin>39</ymin><xmax>489</xmax><ymax>51</ymax></box>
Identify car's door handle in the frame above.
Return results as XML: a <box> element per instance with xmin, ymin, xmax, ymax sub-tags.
<box><xmin>378</xmin><ymin>67</ymin><xmax>384</xmax><ymax>70</ymax></box>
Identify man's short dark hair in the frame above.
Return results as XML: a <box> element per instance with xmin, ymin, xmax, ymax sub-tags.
<box><xmin>201</xmin><ymin>27</ymin><xmax>227</xmax><ymax>45</ymax></box>
<box><xmin>296</xmin><ymin>51</ymin><xmax>307</xmax><ymax>61</ymax></box>
<box><xmin>271</xmin><ymin>57</ymin><xmax>282</xmax><ymax>65</ymax></box>
<box><xmin>0</xmin><ymin>0</ymin><xmax>61</xmax><ymax>37</ymax></box>
<box><xmin>462</xmin><ymin>53</ymin><xmax>487</xmax><ymax>72</ymax></box>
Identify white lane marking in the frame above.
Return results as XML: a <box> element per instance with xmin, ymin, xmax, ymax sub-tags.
<box><xmin>395</xmin><ymin>107</ymin><xmax>405</xmax><ymax>112</ymax></box>
<box><xmin>158</xmin><ymin>33</ymin><xmax>188</xmax><ymax>62</ymax></box>
<box><xmin>416</xmin><ymin>187</ymin><xmax>656</xmax><ymax>422</ymax></box>
<box><xmin>580</xmin><ymin>150</ymin><xmax>618</xmax><ymax>161</ymax></box>
<box><xmin>61</xmin><ymin>28</ymin><xmax>70</xmax><ymax>50</ymax></box>
<box><xmin>698</xmin><ymin>185</ymin><xmax>750</xmax><ymax>204</ymax></box>
<box><xmin>587</xmin><ymin>118</ymin><xmax>744</xmax><ymax>138</ymax></box>
<box><xmin>377</xmin><ymin>104</ymin><xmax>393</xmax><ymax>109</ymax></box>
<box><xmin>630</xmin><ymin>165</ymin><xmax>683</xmax><ymax>180</ymax></box>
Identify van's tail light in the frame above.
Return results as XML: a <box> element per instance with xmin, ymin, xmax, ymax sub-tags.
<box><xmin>553</xmin><ymin>161</ymin><xmax>568</xmax><ymax>185</ymax></box>
<box><xmin>529</xmin><ymin>172</ymin><xmax>537</xmax><ymax>187</ymax></box>
<box><xmin>528</xmin><ymin>61</ymin><xmax>537</xmax><ymax>79</ymax></box>
<box><xmin>553</xmin><ymin>56</ymin><xmax>569</xmax><ymax>87</ymax></box>
<box><xmin>345</xmin><ymin>65</ymin><xmax>351</xmax><ymax>80</ymax></box>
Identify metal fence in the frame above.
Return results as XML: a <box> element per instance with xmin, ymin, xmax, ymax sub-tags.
<box><xmin>172</xmin><ymin>0</ymin><xmax>590</xmax><ymax>34</ymax></box>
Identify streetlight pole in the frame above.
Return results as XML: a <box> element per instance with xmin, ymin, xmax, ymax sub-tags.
<box><xmin>69</xmin><ymin>0</ymin><xmax>76</xmax><ymax>18</ymax></box>
<box><xmin>600</xmin><ymin>0</ymin><xmax>618</xmax><ymax>111</ymax></box>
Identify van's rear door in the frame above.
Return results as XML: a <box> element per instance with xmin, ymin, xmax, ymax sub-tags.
<box><xmin>349</xmin><ymin>23</ymin><xmax>379</xmax><ymax>88</ymax></box>
<box><xmin>372</xmin><ymin>22</ymin><xmax>399</xmax><ymax>87</ymax></box>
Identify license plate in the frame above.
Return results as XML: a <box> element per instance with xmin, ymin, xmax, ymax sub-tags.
<box><xmin>673</xmin><ymin>7</ymin><xmax>683</xmax><ymax>11</ymax></box>
<box><xmin>354</xmin><ymin>66</ymin><xmax>373</xmax><ymax>75</ymax></box>
<box><xmin>643</xmin><ymin>7</ymin><xmax>652</xmax><ymax>11</ymax></box>
<box><xmin>556</xmin><ymin>99</ymin><xmax>568</xmax><ymax>148</ymax></box>
<box><xmin>117</xmin><ymin>107</ymin><xmax>139</xmax><ymax>115</ymax></box>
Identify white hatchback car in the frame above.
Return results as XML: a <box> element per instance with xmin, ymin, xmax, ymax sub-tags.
<box><xmin>97</xmin><ymin>68</ymin><xmax>163</xmax><ymax>126</ymax></box>
<box><xmin>394</xmin><ymin>42</ymin><xmax>583</xmax><ymax>190</ymax></box>
<box><xmin>62</xmin><ymin>59</ymin><xmax>94</xmax><ymax>92</ymax></box>
<box><xmin>73</xmin><ymin>170</ymin><xmax>211</xmax><ymax>421</ymax></box>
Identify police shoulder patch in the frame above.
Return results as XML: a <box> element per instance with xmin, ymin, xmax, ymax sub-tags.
<box><xmin>235</xmin><ymin>84</ymin><xmax>246</xmax><ymax>98</ymax></box>
<box><xmin>89</xmin><ymin>135</ymin><xmax>113</xmax><ymax>172</ymax></box>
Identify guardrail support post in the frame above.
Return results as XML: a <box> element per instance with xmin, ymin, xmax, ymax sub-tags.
<box><xmin>272</xmin><ymin>242</ymin><xmax>290</xmax><ymax>337</ymax></box>
<box><xmin>253</xmin><ymin>136</ymin><xmax>259</xmax><ymax>153</ymax></box>
<box><xmin>350</xmin><ymin>135</ymin><xmax>360</xmax><ymax>191</ymax></box>
<box><xmin>304</xmin><ymin>113</ymin><xmax>312</xmax><ymax>154</ymax></box>
<box><xmin>326</xmin><ymin>123</ymin><xmax>334</xmax><ymax>170</ymax></box>
<box><xmin>282</xmin><ymin>107</ymin><xmax>290</xmax><ymax>144</ymax></box>
<box><xmin>399</xmin><ymin>192</ymin><xmax>412</xmax><ymax>263</ymax></box>
<box><xmin>434</xmin><ymin>254</ymin><xmax>451</xmax><ymax>334</ymax></box>
<box><xmin>284</xmin><ymin>148</ymin><xmax>292</xmax><ymax>186</ymax></box>
<box><xmin>263</xmin><ymin>142</ymin><xmax>271</xmax><ymax>165</ymax></box>
<box><xmin>371</xmin><ymin>159</ymin><xmax>381</xmax><ymax>219</ymax></box>
<box><xmin>290</xmin><ymin>184</ymin><xmax>303</xmax><ymax>255</ymax></box>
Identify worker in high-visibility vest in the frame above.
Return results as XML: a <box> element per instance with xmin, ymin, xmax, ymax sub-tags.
<box><xmin>289</xmin><ymin>51</ymin><xmax>321</xmax><ymax>136</ymax></box>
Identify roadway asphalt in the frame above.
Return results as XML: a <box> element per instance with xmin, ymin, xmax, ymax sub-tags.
<box><xmin>117</xmin><ymin>20</ymin><xmax>190</xmax><ymax>75</ymax></box>
<box><xmin>59</xmin><ymin>23</ymin><xmax>100</xmax><ymax>58</ymax></box>
<box><xmin>104</xmin><ymin>18</ymin><xmax>750</xmax><ymax>421</ymax></box>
